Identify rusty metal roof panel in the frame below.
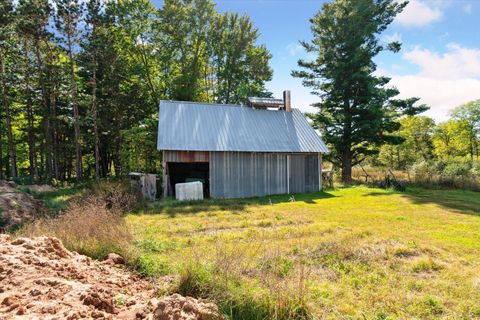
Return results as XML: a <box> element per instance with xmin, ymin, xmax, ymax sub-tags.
<box><xmin>157</xmin><ymin>100</ymin><xmax>329</xmax><ymax>153</ymax></box>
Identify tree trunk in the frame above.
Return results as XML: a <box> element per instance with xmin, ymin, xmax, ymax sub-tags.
<box><xmin>0</xmin><ymin>51</ymin><xmax>17</xmax><ymax>179</ymax></box>
<box><xmin>67</xmin><ymin>36</ymin><xmax>82</xmax><ymax>181</ymax></box>
<box><xmin>91</xmin><ymin>48</ymin><xmax>100</xmax><ymax>180</ymax></box>
<box><xmin>51</xmin><ymin>82</ymin><xmax>59</xmax><ymax>180</ymax></box>
<box><xmin>476</xmin><ymin>138</ymin><xmax>479</xmax><ymax>160</ymax></box>
<box><xmin>341</xmin><ymin>149</ymin><xmax>352</xmax><ymax>183</ymax></box>
<box><xmin>45</xmin><ymin>43</ymin><xmax>59</xmax><ymax>180</ymax></box>
<box><xmin>225</xmin><ymin>75</ymin><xmax>232</xmax><ymax>104</ymax></box>
<box><xmin>39</xmin><ymin>140</ymin><xmax>44</xmax><ymax>177</ymax></box>
<box><xmin>34</xmin><ymin>40</ymin><xmax>53</xmax><ymax>180</ymax></box>
<box><xmin>23</xmin><ymin>40</ymin><xmax>38</xmax><ymax>181</ymax></box>
<box><xmin>341</xmin><ymin>100</ymin><xmax>352</xmax><ymax>183</ymax></box>
<box><xmin>0</xmin><ymin>89</ymin><xmax>3</xmax><ymax>180</ymax></box>
<box><xmin>0</xmin><ymin>114</ymin><xmax>3</xmax><ymax>180</ymax></box>
<box><xmin>0</xmin><ymin>54</ymin><xmax>3</xmax><ymax>180</ymax></box>
<box><xmin>138</xmin><ymin>36</ymin><xmax>158</xmax><ymax>106</ymax></box>
<box><xmin>470</xmin><ymin>125</ymin><xmax>475</xmax><ymax>162</ymax></box>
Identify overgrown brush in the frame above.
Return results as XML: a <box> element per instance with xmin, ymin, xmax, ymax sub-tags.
<box><xmin>173</xmin><ymin>240</ymin><xmax>312</xmax><ymax>320</ymax></box>
<box><xmin>352</xmin><ymin>162</ymin><xmax>480</xmax><ymax>191</ymax></box>
<box><xmin>410</xmin><ymin>160</ymin><xmax>480</xmax><ymax>191</ymax></box>
<box><xmin>89</xmin><ymin>179</ymin><xmax>143</xmax><ymax>212</ymax></box>
<box><xmin>19</xmin><ymin>180</ymin><xmax>139</xmax><ymax>262</ymax></box>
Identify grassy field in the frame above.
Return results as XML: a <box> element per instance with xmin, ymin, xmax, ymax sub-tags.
<box><xmin>127</xmin><ymin>186</ymin><xmax>480</xmax><ymax>319</ymax></box>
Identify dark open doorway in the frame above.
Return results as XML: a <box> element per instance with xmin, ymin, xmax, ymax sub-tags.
<box><xmin>167</xmin><ymin>162</ymin><xmax>209</xmax><ymax>198</ymax></box>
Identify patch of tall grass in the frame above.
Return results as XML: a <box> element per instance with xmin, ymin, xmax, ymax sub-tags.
<box><xmin>171</xmin><ymin>240</ymin><xmax>312</xmax><ymax>320</ymax></box>
<box><xmin>18</xmin><ymin>180</ymin><xmax>141</xmax><ymax>262</ymax></box>
<box><xmin>352</xmin><ymin>161</ymin><xmax>480</xmax><ymax>191</ymax></box>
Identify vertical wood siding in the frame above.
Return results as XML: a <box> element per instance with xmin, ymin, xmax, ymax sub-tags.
<box><xmin>164</xmin><ymin>151</ymin><xmax>209</xmax><ymax>162</ymax></box>
<box><xmin>210</xmin><ymin>152</ymin><xmax>319</xmax><ymax>199</ymax></box>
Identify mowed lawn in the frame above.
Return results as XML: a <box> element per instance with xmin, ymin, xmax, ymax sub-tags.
<box><xmin>127</xmin><ymin>186</ymin><xmax>480</xmax><ymax>319</ymax></box>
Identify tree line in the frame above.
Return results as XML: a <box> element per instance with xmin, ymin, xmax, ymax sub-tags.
<box><xmin>0</xmin><ymin>0</ymin><xmax>272</xmax><ymax>182</ymax></box>
<box><xmin>376</xmin><ymin>101</ymin><xmax>480</xmax><ymax>173</ymax></box>
<box><xmin>2</xmin><ymin>0</ymin><xmax>477</xmax><ymax>186</ymax></box>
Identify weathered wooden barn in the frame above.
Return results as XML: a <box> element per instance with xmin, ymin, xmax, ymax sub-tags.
<box><xmin>157</xmin><ymin>91</ymin><xmax>329</xmax><ymax>199</ymax></box>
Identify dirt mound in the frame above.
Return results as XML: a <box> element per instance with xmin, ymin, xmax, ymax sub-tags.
<box><xmin>0</xmin><ymin>181</ymin><xmax>44</xmax><ymax>231</ymax></box>
<box><xmin>0</xmin><ymin>235</ymin><xmax>222</xmax><ymax>320</ymax></box>
<box><xmin>154</xmin><ymin>294</ymin><xmax>221</xmax><ymax>320</ymax></box>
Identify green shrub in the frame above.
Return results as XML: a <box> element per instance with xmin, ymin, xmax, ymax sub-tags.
<box><xmin>135</xmin><ymin>254</ymin><xmax>171</xmax><ymax>276</ymax></box>
<box><xmin>443</xmin><ymin>160</ymin><xmax>471</xmax><ymax>176</ymax></box>
<box><xmin>471</xmin><ymin>160</ymin><xmax>480</xmax><ymax>176</ymax></box>
<box><xmin>410</xmin><ymin>160</ymin><xmax>480</xmax><ymax>191</ymax></box>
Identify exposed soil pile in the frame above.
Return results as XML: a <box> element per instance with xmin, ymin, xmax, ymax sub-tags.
<box><xmin>0</xmin><ymin>235</ymin><xmax>222</xmax><ymax>320</ymax></box>
<box><xmin>153</xmin><ymin>294</ymin><xmax>221</xmax><ymax>320</ymax></box>
<box><xmin>0</xmin><ymin>181</ymin><xmax>44</xmax><ymax>231</ymax></box>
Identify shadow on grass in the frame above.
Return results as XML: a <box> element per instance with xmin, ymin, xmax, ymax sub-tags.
<box><xmin>34</xmin><ymin>187</ymin><xmax>85</xmax><ymax>214</ymax></box>
<box><xmin>140</xmin><ymin>191</ymin><xmax>337</xmax><ymax>217</ymax></box>
<box><xmin>365</xmin><ymin>187</ymin><xmax>480</xmax><ymax>216</ymax></box>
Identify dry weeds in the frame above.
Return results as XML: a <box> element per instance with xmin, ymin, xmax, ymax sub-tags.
<box><xmin>19</xmin><ymin>184</ymin><xmax>137</xmax><ymax>262</ymax></box>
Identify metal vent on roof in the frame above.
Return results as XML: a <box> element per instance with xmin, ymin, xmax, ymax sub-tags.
<box><xmin>247</xmin><ymin>97</ymin><xmax>284</xmax><ymax>109</ymax></box>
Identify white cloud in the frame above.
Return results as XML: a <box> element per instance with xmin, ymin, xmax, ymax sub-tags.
<box><xmin>285</xmin><ymin>43</ymin><xmax>304</xmax><ymax>56</ymax></box>
<box><xmin>403</xmin><ymin>43</ymin><xmax>480</xmax><ymax>79</ymax></box>
<box><xmin>395</xmin><ymin>0</ymin><xmax>443</xmax><ymax>27</ymax></box>
<box><xmin>463</xmin><ymin>3</ymin><xmax>472</xmax><ymax>14</ymax></box>
<box><xmin>380</xmin><ymin>44</ymin><xmax>480</xmax><ymax>121</ymax></box>
<box><xmin>389</xmin><ymin>76</ymin><xmax>480</xmax><ymax>121</ymax></box>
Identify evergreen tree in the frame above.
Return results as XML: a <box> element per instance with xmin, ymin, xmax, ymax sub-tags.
<box><xmin>54</xmin><ymin>0</ymin><xmax>83</xmax><ymax>181</ymax></box>
<box><xmin>293</xmin><ymin>0</ymin><xmax>428</xmax><ymax>182</ymax></box>
<box><xmin>17</xmin><ymin>0</ymin><xmax>54</xmax><ymax>180</ymax></box>
<box><xmin>82</xmin><ymin>0</ymin><xmax>103</xmax><ymax>179</ymax></box>
<box><xmin>0</xmin><ymin>0</ymin><xmax>17</xmax><ymax>178</ymax></box>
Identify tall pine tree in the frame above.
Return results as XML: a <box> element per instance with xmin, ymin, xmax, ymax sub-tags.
<box><xmin>0</xmin><ymin>0</ymin><xmax>17</xmax><ymax>178</ymax></box>
<box><xmin>54</xmin><ymin>0</ymin><xmax>83</xmax><ymax>181</ymax></box>
<box><xmin>293</xmin><ymin>0</ymin><xmax>427</xmax><ymax>182</ymax></box>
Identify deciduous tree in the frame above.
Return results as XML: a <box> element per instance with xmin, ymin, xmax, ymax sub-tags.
<box><xmin>210</xmin><ymin>12</ymin><xmax>272</xmax><ymax>104</ymax></box>
<box><xmin>451</xmin><ymin>100</ymin><xmax>480</xmax><ymax>160</ymax></box>
<box><xmin>378</xmin><ymin>116</ymin><xmax>435</xmax><ymax>169</ymax></box>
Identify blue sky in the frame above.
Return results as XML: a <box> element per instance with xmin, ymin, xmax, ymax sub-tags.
<box><xmin>154</xmin><ymin>0</ymin><xmax>480</xmax><ymax>122</ymax></box>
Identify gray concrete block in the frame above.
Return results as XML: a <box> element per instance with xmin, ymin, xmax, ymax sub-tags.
<box><xmin>128</xmin><ymin>172</ymin><xmax>157</xmax><ymax>200</ymax></box>
<box><xmin>175</xmin><ymin>181</ymin><xmax>203</xmax><ymax>201</ymax></box>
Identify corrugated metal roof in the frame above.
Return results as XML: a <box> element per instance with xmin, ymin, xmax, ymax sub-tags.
<box><xmin>157</xmin><ymin>100</ymin><xmax>329</xmax><ymax>153</ymax></box>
